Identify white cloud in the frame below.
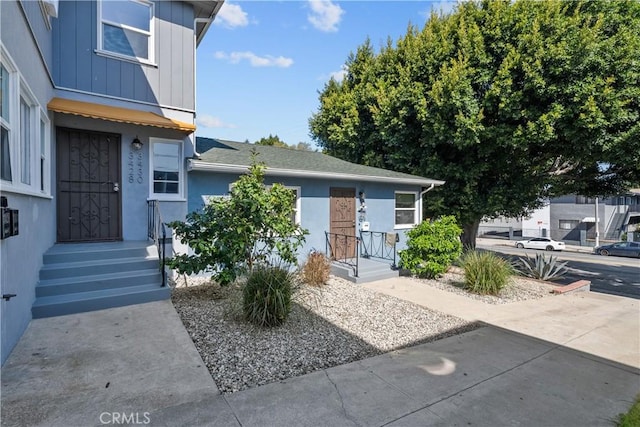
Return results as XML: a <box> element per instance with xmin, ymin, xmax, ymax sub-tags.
<box><xmin>196</xmin><ymin>114</ymin><xmax>236</xmax><ymax>129</ymax></box>
<box><xmin>329</xmin><ymin>67</ymin><xmax>347</xmax><ymax>82</ymax></box>
<box><xmin>420</xmin><ymin>1</ymin><xmax>459</xmax><ymax>19</ymax></box>
<box><xmin>214</xmin><ymin>2</ymin><xmax>249</xmax><ymax>28</ymax></box>
<box><xmin>307</xmin><ymin>0</ymin><xmax>344</xmax><ymax>32</ymax></box>
<box><xmin>214</xmin><ymin>51</ymin><xmax>294</xmax><ymax>68</ymax></box>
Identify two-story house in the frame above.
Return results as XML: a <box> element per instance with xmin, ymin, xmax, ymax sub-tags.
<box><xmin>0</xmin><ymin>0</ymin><xmax>223</xmax><ymax>364</ymax></box>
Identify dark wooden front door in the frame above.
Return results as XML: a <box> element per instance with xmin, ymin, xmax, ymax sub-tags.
<box><xmin>57</xmin><ymin>128</ymin><xmax>122</xmax><ymax>242</ymax></box>
<box><xmin>329</xmin><ymin>187</ymin><xmax>356</xmax><ymax>259</ymax></box>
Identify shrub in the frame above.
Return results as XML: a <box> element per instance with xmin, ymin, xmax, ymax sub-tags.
<box><xmin>168</xmin><ymin>155</ymin><xmax>308</xmax><ymax>285</ymax></box>
<box><xmin>461</xmin><ymin>250</ymin><xmax>513</xmax><ymax>295</ymax></box>
<box><xmin>243</xmin><ymin>265</ymin><xmax>295</xmax><ymax>327</ymax></box>
<box><xmin>301</xmin><ymin>251</ymin><xmax>331</xmax><ymax>286</ymax></box>
<box><xmin>399</xmin><ymin>215</ymin><xmax>463</xmax><ymax>278</ymax></box>
<box><xmin>516</xmin><ymin>253</ymin><xmax>568</xmax><ymax>281</ymax></box>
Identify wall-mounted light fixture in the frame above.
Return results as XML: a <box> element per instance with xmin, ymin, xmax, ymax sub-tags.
<box><xmin>358</xmin><ymin>191</ymin><xmax>366</xmax><ymax>212</ymax></box>
<box><xmin>131</xmin><ymin>137</ymin><xmax>143</xmax><ymax>151</ymax></box>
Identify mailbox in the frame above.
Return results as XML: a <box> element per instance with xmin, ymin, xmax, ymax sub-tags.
<box><xmin>10</xmin><ymin>209</ymin><xmax>18</xmax><ymax>236</ymax></box>
<box><xmin>1</xmin><ymin>208</ymin><xmax>10</xmax><ymax>239</ymax></box>
<box><xmin>0</xmin><ymin>198</ymin><xmax>19</xmax><ymax>239</ymax></box>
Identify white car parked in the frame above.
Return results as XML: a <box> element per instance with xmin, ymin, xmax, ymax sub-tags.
<box><xmin>515</xmin><ymin>237</ymin><xmax>565</xmax><ymax>251</ymax></box>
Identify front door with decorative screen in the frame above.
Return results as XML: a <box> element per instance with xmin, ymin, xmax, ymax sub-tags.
<box><xmin>329</xmin><ymin>187</ymin><xmax>356</xmax><ymax>259</ymax></box>
<box><xmin>56</xmin><ymin>128</ymin><xmax>122</xmax><ymax>242</ymax></box>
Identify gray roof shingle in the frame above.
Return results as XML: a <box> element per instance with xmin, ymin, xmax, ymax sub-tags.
<box><xmin>191</xmin><ymin>137</ymin><xmax>444</xmax><ymax>186</ymax></box>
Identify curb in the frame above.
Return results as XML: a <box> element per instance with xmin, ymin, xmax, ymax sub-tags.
<box><xmin>552</xmin><ymin>280</ymin><xmax>591</xmax><ymax>294</ymax></box>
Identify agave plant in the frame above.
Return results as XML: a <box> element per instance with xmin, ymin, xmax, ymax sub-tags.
<box><xmin>516</xmin><ymin>253</ymin><xmax>568</xmax><ymax>281</ymax></box>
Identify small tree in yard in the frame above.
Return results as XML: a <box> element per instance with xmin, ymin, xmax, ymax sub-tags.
<box><xmin>168</xmin><ymin>156</ymin><xmax>308</xmax><ymax>286</ymax></box>
<box><xmin>399</xmin><ymin>215</ymin><xmax>462</xmax><ymax>279</ymax></box>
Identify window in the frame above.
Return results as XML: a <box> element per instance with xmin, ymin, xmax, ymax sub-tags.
<box><xmin>20</xmin><ymin>97</ymin><xmax>31</xmax><ymax>185</ymax></box>
<box><xmin>40</xmin><ymin>113</ymin><xmax>50</xmax><ymax>193</ymax></box>
<box><xmin>1</xmin><ymin>63</ymin><xmax>11</xmax><ymax>182</ymax></box>
<box><xmin>278</xmin><ymin>186</ymin><xmax>301</xmax><ymax>225</ymax></box>
<box><xmin>0</xmin><ymin>46</ymin><xmax>49</xmax><ymax>196</ymax></box>
<box><xmin>151</xmin><ymin>139</ymin><xmax>182</xmax><ymax>198</ymax></box>
<box><xmin>395</xmin><ymin>192</ymin><xmax>418</xmax><ymax>228</ymax></box>
<box><xmin>575</xmin><ymin>196</ymin><xmax>595</xmax><ymax>204</ymax></box>
<box><xmin>98</xmin><ymin>0</ymin><xmax>154</xmax><ymax>63</ymax></box>
<box><xmin>559</xmin><ymin>220</ymin><xmax>579</xmax><ymax>230</ymax></box>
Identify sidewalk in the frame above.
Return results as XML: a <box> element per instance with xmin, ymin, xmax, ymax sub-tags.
<box><xmin>2</xmin><ymin>281</ymin><xmax>639</xmax><ymax>426</ymax></box>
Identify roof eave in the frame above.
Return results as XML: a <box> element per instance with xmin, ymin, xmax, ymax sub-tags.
<box><xmin>188</xmin><ymin>160</ymin><xmax>445</xmax><ymax>186</ymax></box>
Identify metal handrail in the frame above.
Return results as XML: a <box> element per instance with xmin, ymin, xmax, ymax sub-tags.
<box><xmin>147</xmin><ymin>200</ymin><xmax>167</xmax><ymax>287</ymax></box>
<box><xmin>359</xmin><ymin>230</ymin><xmax>399</xmax><ymax>269</ymax></box>
<box><xmin>325</xmin><ymin>231</ymin><xmax>359</xmax><ymax>277</ymax></box>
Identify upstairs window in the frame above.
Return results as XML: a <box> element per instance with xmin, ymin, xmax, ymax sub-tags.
<box><xmin>99</xmin><ymin>0</ymin><xmax>154</xmax><ymax>63</ymax></box>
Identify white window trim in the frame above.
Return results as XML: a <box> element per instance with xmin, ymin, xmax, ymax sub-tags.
<box><xmin>394</xmin><ymin>191</ymin><xmax>419</xmax><ymax>229</ymax></box>
<box><xmin>149</xmin><ymin>138</ymin><xmax>184</xmax><ymax>201</ymax></box>
<box><xmin>96</xmin><ymin>0</ymin><xmax>156</xmax><ymax>66</ymax></box>
<box><xmin>278</xmin><ymin>185</ymin><xmax>301</xmax><ymax>225</ymax></box>
<box><xmin>0</xmin><ymin>45</ymin><xmax>51</xmax><ymax>198</ymax></box>
<box><xmin>39</xmin><ymin>110</ymin><xmax>51</xmax><ymax>194</ymax></box>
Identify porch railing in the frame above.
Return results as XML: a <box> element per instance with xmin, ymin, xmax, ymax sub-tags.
<box><xmin>359</xmin><ymin>230</ymin><xmax>399</xmax><ymax>269</ymax></box>
<box><xmin>147</xmin><ymin>200</ymin><xmax>167</xmax><ymax>287</ymax></box>
<box><xmin>325</xmin><ymin>231</ymin><xmax>360</xmax><ymax>278</ymax></box>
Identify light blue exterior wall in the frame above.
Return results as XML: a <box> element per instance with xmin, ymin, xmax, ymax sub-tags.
<box><xmin>188</xmin><ymin>171</ymin><xmax>425</xmax><ymax>263</ymax></box>
<box><xmin>52</xmin><ymin>0</ymin><xmax>196</xmax><ymax>110</ymax></box>
<box><xmin>1</xmin><ymin>0</ymin><xmax>200</xmax><ymax>365</ymax></box>
<box><xmin>1</xmin><ymin>1</ymin><xmax>56</xmax><ymax>364</ymax></box>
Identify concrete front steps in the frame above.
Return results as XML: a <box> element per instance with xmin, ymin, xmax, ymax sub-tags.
<box><xmin>331</xmin><ymin>257</ymin><xmax>399</xmax><ymax>284</ymax></box>
<box><xmin>32</xmin><ymin>241</ymin><xmax>170</xmax><ymax>318</ymax></box>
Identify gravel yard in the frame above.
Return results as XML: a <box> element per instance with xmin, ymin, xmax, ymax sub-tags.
<box><xmin>172</xmin><ymin>276</ymin><xmax>478</xmax><ymax>393</ymax></box>
<box><xmin>411</xmin><ymin>268</ymin><xmax>559</xmax><ymax>304</ymax></box>
<box><xmin>172</xmin><ymin>270</ymin><xmax>557</xmax><ymax>393</ymax></box>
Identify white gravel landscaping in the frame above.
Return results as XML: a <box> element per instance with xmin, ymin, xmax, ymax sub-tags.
<box><xmin>171</xmin><ymin>276</ymin><xmax>478</xmax><ymax>393</ymax></box>
<box><xmin>410</xmin><ymin>268</ymin><xmax>559</xmax><ymax>304</ymax></box>
<box><xmin>171</xmin><ymin>270</ymin><xmax>557</xmax><ymax>394</ymax></box>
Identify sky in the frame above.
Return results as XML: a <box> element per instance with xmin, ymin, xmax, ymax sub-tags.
<box><xmin>195</xmin><ymin>1</ymin><xmax>457</xmax><ymax>148</ymax></box>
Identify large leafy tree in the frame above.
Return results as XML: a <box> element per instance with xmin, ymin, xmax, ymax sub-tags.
<box><xmin>309</xmin><ymin>0</ymin><xmax>640</xmax><ymax>247</ymax></box>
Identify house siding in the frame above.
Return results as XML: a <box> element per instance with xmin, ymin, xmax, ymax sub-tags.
<box><xmin>52</xmin><ymin>0</ymin><xmax>196</xmax><ymax>111</ymax></box>
<box><xmin>187</xmin><ymin>171</ymin><xmax>423</xmax><ymax>261</ymax></box>
<box><xmin>1</xmin><ymin>1</ymin><xmax>56</xmax><ymax>364</ymax></box>
<box><xmin>1</xmin><ymin>0</ymin><xmax>204</xmax><ymax>365</ymax></box>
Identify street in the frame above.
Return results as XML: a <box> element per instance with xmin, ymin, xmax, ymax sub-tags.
<box><xmin>477</xmin><ymin>242</ymin><xmax>640</xmax><ymax>299</ymax></box>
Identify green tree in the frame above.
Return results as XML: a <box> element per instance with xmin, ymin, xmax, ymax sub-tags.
<box><xmin>309</xmin><ymin>0</ymin><xmax>640</xmax><ymax>248</ymax></box>
<box><xmin>168</xmin><ymin>155</ymin><xmax>308</xmax><ymax>285</ymax></box>
<box><xmin>255</xmin><ymin>134</ymin><xmax>287</xmax><ymax>148</ymax></box>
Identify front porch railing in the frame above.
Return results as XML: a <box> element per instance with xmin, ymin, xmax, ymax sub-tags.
<box><xmin>147</xmin><ymin>200</ymin><xmax>167</xmax><ymax>287</ymax></box>
<box><xmin>325</xmin><ymin>231</ymin><xmax>360</xmax><ymax>278</ymax></box>
<box><xmin>359</xmin><ymin>230</ymin><xmax>399</xmax><ymax>269</ymax></box>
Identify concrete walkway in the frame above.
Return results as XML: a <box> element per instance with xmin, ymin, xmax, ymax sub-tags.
<box><xmin>2</xmin><ymin>280</ymin><xmax>639</xmax><ymax>426</ymax></box>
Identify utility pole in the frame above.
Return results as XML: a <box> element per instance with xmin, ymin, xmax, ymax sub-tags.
<box><xmin>595</xmin><ymin>197</ymin><xmax>600</xmax><ymax>247</ymax></box>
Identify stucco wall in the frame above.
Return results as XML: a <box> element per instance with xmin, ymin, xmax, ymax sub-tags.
<box><xmin>187</xmin><ymin>171</ymin><xmax>425</xmax><ymax>265</ymax></box>
<box><xmin>1</xmin><ymin>1</ymin><xmax>56</xmax><ymax>364</ymax></box>
<box><xmin>52</xmin><ymin>114</ymin><xmax>193</xmax><ymax>240</ymax></box>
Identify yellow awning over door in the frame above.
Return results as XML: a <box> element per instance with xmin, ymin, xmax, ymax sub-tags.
<box><xmin>47</xmin><ymin>98</ymin><xmax>196</xmax><ymax>133</ymax></box>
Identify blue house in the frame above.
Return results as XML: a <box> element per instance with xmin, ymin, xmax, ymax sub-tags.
<box><xmin>0</xmin><ymin>0</ymin><xmax>223</xmax><ymax>364</ymax></box>
<box><xmin>189</xmin><ymin>138</ymin><xmax>445</xmax><ymax>281</ymax></box>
